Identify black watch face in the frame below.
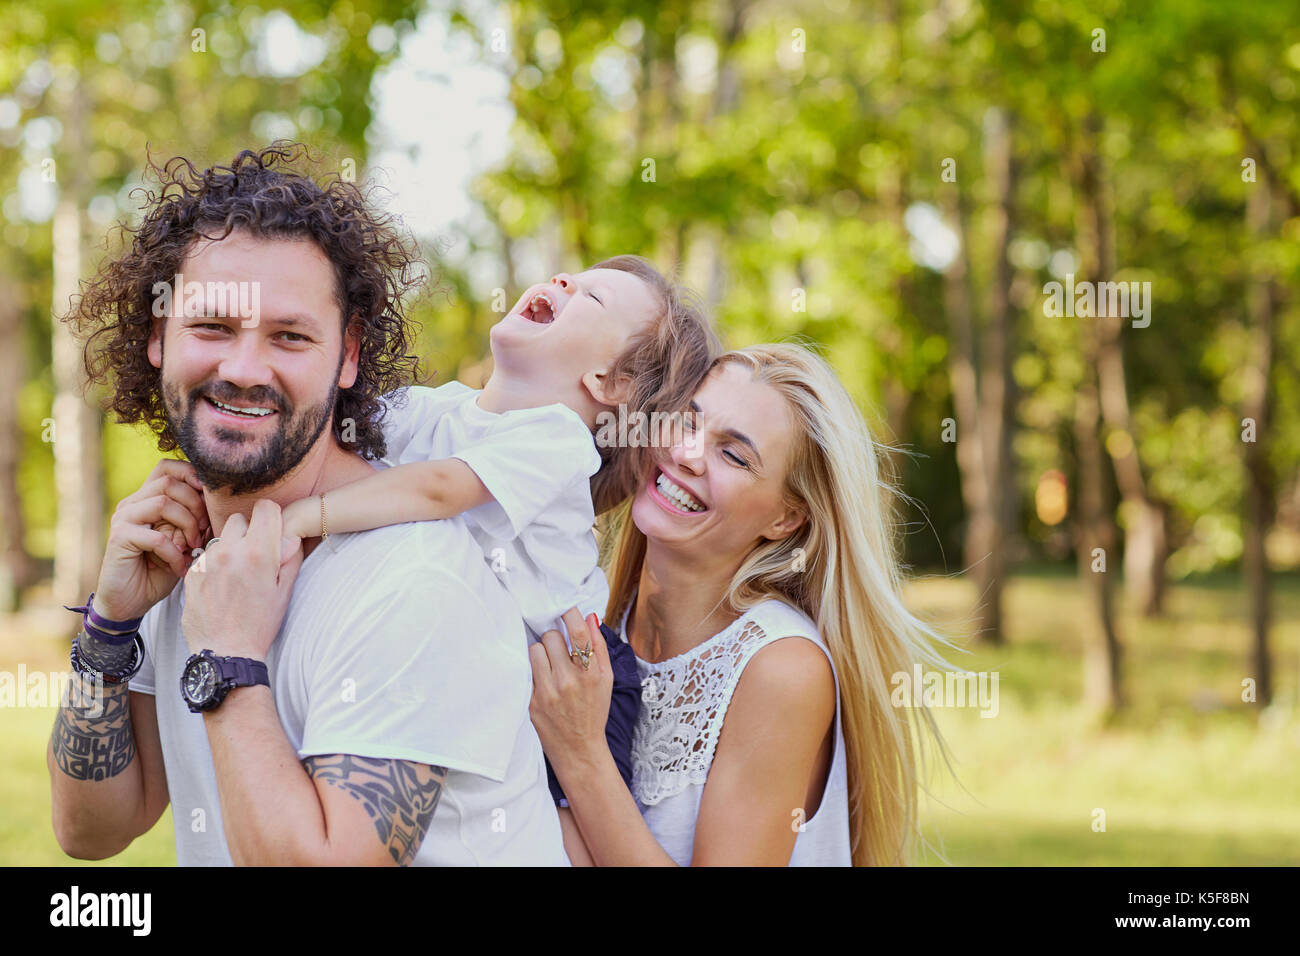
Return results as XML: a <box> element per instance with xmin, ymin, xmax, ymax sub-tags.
<box><xmin>184</xmin><ymin>659</ymin><xmax>217</xmax><ymax>704</ymax></box>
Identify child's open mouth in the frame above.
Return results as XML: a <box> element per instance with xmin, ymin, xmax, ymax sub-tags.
<box><xmin>521</xmin><ymin>291</ymin><xmax>557</xmax><ymax>324</ymax></box>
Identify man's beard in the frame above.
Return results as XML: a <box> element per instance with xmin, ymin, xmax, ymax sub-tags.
<box><xmin>163</xmin><ymin>374</ymin><xmax>339</xmax><ymax>496</ymax></box>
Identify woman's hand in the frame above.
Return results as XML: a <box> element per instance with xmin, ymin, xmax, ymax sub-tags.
<box><xmin>528</xmin><ymin>607</ymin><xmax>614</xmax><ymax>778</ymax></box>
<box><xmin>529</xmin><ymin>608</ymin><xmax>679</xmax><ymax>867</ymax></box>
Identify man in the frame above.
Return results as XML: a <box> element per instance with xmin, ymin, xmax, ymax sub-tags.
<box><xmin>47</xmin><ymin>143</ymin><xmax>567</xmax><ymax>865</ymax></box>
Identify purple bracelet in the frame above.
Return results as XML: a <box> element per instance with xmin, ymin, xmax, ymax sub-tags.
<box><xmin>64</xmin><ymin>592</ymin><xmax>142</xmax><ymax>646</ymax></box>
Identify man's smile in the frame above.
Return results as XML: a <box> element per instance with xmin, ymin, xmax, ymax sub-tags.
<box><xmin>202</xmin><ymin>394</ymin><xmax>279</xmax><ymax>424</ymax></box>
<box><xmin>165</xmin><ymin>372</ymin><xmax>333</xmax><ymax>496</ymax></box>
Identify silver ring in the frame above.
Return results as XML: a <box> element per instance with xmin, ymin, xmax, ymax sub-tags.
<box><xmin>203</xmin><ymin>536</ymin><xmax>221</xmax><ymax>551</ymax></box>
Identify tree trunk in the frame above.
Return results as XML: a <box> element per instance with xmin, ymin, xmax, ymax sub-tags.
<box><xmin>710</xmin><ymin>0</ymin><xmax>746</xmax><ymax>120</ymax></box>
<box><xmin>974</xmin><ymin>106</ymin><xmax>1018</xmax><ymax>644</ymax></box>
<box><xmin>877</xmin><ymin>157</ymin><xmax>915</xmax><ymax>522</ymax></box>
<box><xmin>51</xmin><ymin>71</ymin><xmax>105</xmax><ymax>613</ymax></box>
<box><xmin>938</xmin><ymin>108</ymin><xmax>1017</xmax><ymax>645</ymax></box>
<box><xmin>1069</xmin><ymin>118</ymin><xmax>1124</xmax><ymax>714</ymax></box>
<box><xmin>701</xmin><ymin>0</ymin><xmax>746</xmax><ymax>312</ymax></box>
<box><xmin>1241</xmin><ymin>175</ymin><xmax>1278</xmax><ymax>706</ymax></box>
<box><xmin>1078</xmin><ymin>112</ymin><xmax>1168</xmax><ymax>616</ymax></box>
<box><xmin>1073</xmin><ymin>378</ymin><xmax>1124</xmax><ymax>714</ymax></box>
<box><xmin>943</xmin><ymin>186</ymin><xmax>1002</xmax><ymax>642</ymax></box>
<box><xmin>0</xmin><ymin>274</ymin><xmax>37</xmax><ymax>611</ymax></box>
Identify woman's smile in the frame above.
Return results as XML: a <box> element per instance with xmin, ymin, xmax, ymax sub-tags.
<box><xmin>648</xmin><ymin>466</ymin><xmax>710</xmax><ymax>516</ymax></box>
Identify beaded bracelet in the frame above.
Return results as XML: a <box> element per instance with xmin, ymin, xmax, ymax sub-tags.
<box><xmin>69</xmin><ymin>631</ymin><xmax>145</xmax><ymax>685</ymax></box>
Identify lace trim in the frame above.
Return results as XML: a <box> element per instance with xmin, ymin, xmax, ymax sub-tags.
<box><xmin>632</xmin><ymin>618</ymin><xmax>773</xmax><ymax>806</ymax></box>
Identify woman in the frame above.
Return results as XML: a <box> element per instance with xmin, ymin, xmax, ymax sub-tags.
<box><xmin>530</xmin><ymin>342</ymin><xmax>957</xmax><ymax>866</ymax></box>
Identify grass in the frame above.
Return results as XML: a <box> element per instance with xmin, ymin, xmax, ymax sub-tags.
<box><xmin>908</xmin><ymin>569</ymin><xmax>1300</xmax><ymax>865</ymax></box>
<box><xmin>0</xmin><ymin>706</ymin><xmax>176</xmax><ymax>866</ymax></box>
<box><xmin>2</xmin><ymin>568</ymin><xmax>1297</xmax><ymax>865</ymax></box>
<box><xmin>0</xmin><ymin>594</ymin><xmax>175</xmax><ymax>865</ymax></box>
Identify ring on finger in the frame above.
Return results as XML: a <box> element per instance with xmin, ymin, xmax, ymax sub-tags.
<box><xmin>569</xmin><ymin>640</ymin><xmax>594</xmax><ymax>671</ymax></box>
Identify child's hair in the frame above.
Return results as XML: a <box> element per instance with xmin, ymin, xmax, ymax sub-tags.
<box><xmin>586</xmin><ymin>255</ymin><xmax>722</xmax><ymax>514</ymax></box>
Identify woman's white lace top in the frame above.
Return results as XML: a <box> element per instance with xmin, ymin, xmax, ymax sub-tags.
<box><xmin>620</xmin><ymin>596</ymin><xmax>851</xmax><ymax>866</ymax></box>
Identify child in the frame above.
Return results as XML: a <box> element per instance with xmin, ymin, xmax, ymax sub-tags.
<box><xmin>278</xmin><ymin>255</ymin><xmax>719</xmax><ymax>829</ymax></box>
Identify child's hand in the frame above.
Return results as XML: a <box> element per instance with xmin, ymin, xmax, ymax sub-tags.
<box><xmin>279</xmin><ymin>533</ymin><xmax>303</xmax><ymax>569</ymax></box>
<box><xmin>281</xmin><ymin>497</ymin><xmax>320</xmax><ymax>541</ymax></box>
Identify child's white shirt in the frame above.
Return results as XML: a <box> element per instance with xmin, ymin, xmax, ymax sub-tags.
<box><xmin>380</xmin><ymin>382</ymin><xmax>609</xmax><ymax>642</ymax></box>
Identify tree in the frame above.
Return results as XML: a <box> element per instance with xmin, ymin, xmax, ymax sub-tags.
<box><xmin>3</xmin><ymin>0</ymin><xmax>421</xmax><ymax>615</ymax></box>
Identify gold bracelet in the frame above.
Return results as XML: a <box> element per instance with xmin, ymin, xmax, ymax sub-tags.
<box><xmin>319</xmin><ymin>492</ymin><xmax>335</xmax><ymax>552</ymax></box>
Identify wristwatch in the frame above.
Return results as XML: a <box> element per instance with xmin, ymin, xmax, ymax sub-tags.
<box><xmin>180</xmin><ymin>650</ymin><xmax>269</xmax><ymax>713</ymax></box>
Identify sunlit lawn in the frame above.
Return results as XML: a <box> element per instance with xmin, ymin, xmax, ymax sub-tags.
<box><xmin>3</xmin><ymin>567</ymin><xmax>1298</xmax><ymax>865</ymax></box>
<box><xmin>1</xmin><ymin>705</ymin><xmax>175</xmax><ymax>866</ymax></box>
<box><xmin>910</xmin><ymin>567</ymin><xmax>1300</xmax><ymax>865</ymax></box>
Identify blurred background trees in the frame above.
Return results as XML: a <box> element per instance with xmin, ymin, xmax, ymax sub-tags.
<box><xmin>2</xmin><ymin>0</ymin><xmax>1297</xmax><ymax>721</ymax></box>
<box><xmin>0</xmin><ymin>0</ymin><xmax>420</xmax><ymax>607</ymax></box>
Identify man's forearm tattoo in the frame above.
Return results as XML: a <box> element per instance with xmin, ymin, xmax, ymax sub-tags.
<box><xmin>51</xmin><ymin>681</ymin><xmax>136</xmax><ymax>781</ymax></box>
<box><xmin>303</xmin><ymin>754</ymin><xmax>447</xmax><ymax>865</ymax></box>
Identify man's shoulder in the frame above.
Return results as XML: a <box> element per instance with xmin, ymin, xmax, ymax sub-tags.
<box><xmin>297</xmin><ymin>520</ymin><xmax>527</xmax><ymax>668</ymax></box>
<box><xmin>332</xmin><ymin>520</ymin><xmax>510</xmax><ymax>607</ymax></box>
<box><xmin>339</xmin><ymin>515</ymin><xmax>474</xmax><ymax>559</ymax></box>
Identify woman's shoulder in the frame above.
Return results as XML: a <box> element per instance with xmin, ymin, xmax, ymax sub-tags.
<box><xmin>730</xmin><ymin>598</ymin><xmax>835</xmax><ymax>695</ymax></box>
<box><xmin>722</xmin><ymin>602</ymin><xmax>837</xmax><ymax>760</ymax></box>
<box><xmin>736</xmin><ymin>597</ymin><xmax>824</xmax><ymax>648</ymax></box>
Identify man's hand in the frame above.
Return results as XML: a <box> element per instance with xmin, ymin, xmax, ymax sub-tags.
<box><xmin>146</xmin><ymin>463</ymin><xmax>210</xmax><ymax>571</ymax></box>
<box><xmin>92</xmin><ymin>459</ymin><xmax>211</xmax><ymax>622</ymax></box>
<box><xmin>181</xmin><ymin>498</ymin><xmax>304</xmax><ymax>659</ymax></box>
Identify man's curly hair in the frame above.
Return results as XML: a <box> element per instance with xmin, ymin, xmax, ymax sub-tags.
<box><xmin>66</xmin><ymin>141</ymin><xmax>425</xmax><ymax>460</ymax></box>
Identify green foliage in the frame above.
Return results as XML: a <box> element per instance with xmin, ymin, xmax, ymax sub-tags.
<box><xmin>5</xmin><ymin>0</ymin><xmax>1298</xmax><ymax>575</ymax></box>
<box><xmin>449</xmin><ymin>0</ymin><xmax>1300</xmax><ymax>573</ymax></box>
<box><xmin>3</xmin><ymin>0</ymin><xmax>422</xmax><ymax>553</ymax></box>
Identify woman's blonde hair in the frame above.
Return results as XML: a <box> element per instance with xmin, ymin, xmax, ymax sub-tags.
<box><xmin>605</xmin><ymin>341</ymin><xmax>957</xmax><ymax>866</ymax></box>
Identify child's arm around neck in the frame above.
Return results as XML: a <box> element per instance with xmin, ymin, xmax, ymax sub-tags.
<box><xmin>281</xmin><ymin>458</ymin><xmax>493</xmax><ymax>541</ymax></box>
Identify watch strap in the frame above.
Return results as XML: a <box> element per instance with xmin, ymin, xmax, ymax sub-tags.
<box><xmin>219</xmin><ymin>655</ymin><xmax>269</xmax><ymax>690</ymax></box>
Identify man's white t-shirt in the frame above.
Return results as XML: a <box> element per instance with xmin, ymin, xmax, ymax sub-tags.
<box><xmin>130</xmin><ymin>510</ymin><xmax>567</xmax><ymax>866</ymax></box>
<box><xmin>381</xmin><ymin>383</ymin><xmax>608</xmax><ymax>642</ymax></box>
